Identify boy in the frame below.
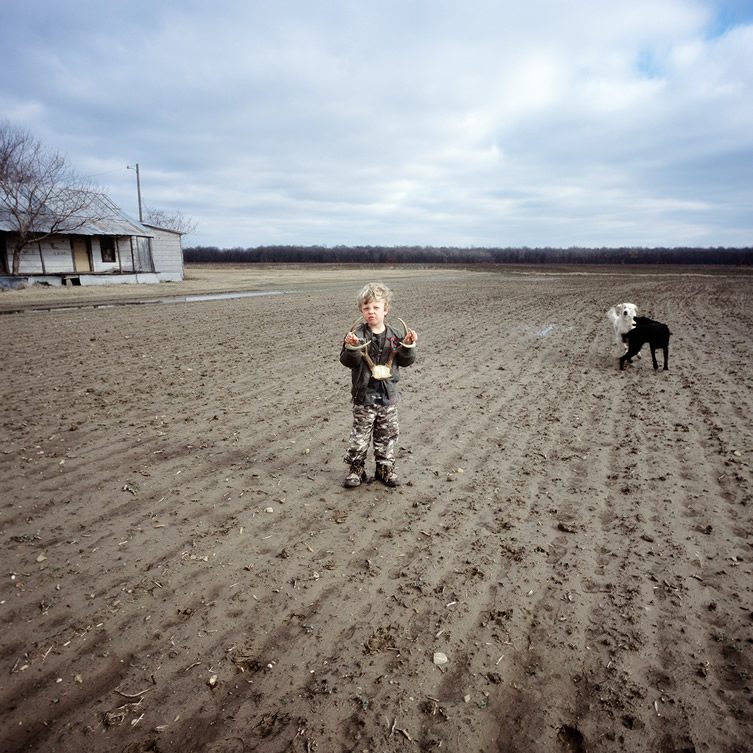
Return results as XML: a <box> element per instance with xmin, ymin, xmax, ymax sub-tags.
<box><xmin>340</xmin><ymin>282</ymin><xmax>417</xmax><ymax>488</ymax></box>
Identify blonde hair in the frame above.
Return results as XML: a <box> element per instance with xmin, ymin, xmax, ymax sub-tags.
<box><xmin>357</xmin><ymin>282</ymin><xmax>393</xmax><ymax>309</ymax></box>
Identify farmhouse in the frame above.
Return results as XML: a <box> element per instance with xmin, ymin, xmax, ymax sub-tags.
<box><xmin>0</xmin><ymin>195</ymin><xmax>184</xmax><ymax>287</ymax></box>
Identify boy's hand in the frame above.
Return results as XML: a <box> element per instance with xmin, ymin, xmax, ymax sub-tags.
<box><xmin>403</xmin><ymin>329</ymin><xmax>417</xmax><ymax>345</ymax></box>
<box><xmin>344</xmin><ymin>331</ymin><xmax>360</xmax><ymax>346</ymax></box>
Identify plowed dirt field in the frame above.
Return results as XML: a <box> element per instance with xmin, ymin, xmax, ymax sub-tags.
<box><xmin>2</xmin><ymin>265</ymin><xmax>752</xmax><ymax>753</ymax></box>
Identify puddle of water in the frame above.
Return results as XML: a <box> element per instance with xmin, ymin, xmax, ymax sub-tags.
<box><xmin>531</xmin><ymin>323</ymin><xmax>575</xmax><ymax>337</ymax></box>
<box><xmin>1</xmin><ymin>289</ymin><xmax>287</xmax><ymax>315</ymax></box>
<box><xmin>170</xmin><ymin>290</ymin><xmax>284</xmax><ymax>303</ymax></box>
<box><xmin>95</xmin><ymin>290</ymin><xmax>286</xmax><ymax>308</ymax></box>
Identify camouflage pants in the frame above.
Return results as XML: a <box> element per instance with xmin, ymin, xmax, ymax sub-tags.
<box><xmin>344</xmin><ymin>404</ymin><xmax>399</xmax><ymax>467</ymax></box>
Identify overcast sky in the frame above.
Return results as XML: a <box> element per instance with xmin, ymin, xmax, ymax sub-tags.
<box><xmin>2</xmin><ymin>0</ymin><xmax>752</xmax><ymax>248</ymax></box>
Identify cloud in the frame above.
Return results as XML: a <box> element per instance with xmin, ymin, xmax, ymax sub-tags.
<box><xmin>1</xmin><ymin>0</ymin><xmax>752</xmax><ymax>247</ymax></box>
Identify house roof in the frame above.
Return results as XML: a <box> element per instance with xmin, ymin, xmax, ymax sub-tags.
<box><xmin>142</xmin><ymin>223</ymin><xmax>183</xmax><ymax>236</ymax></box>
<box><xmin>0</xmin><ymin>194</ymin><xmax>153</xmax><ymax>238</ymax></box>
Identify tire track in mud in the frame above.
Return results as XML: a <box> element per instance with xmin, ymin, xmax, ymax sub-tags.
<box><xmin>635</xmin><ymin>288</ymin><xmax>753</xmax><ymax>753</ymax></box>
<box><xmin>540</xmin><ymin>278</ymin><xmax>753</xmax><ymax>753</ymax></box>
<box><xmin>393</xmin><ymin>275</ymin><xmax>752</xmax><ymax>752</ymax></box>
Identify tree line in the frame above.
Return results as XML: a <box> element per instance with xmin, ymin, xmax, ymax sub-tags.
<box><xmin>184</xmin><ymin>244</ymin><xmax>753</xmax><ymax>266</ymax></box>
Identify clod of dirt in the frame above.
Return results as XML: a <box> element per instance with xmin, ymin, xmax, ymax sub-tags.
<box><xmin>557</xmin><ymin>723</ymin><xmax>585</xmax><ymax>752</ymax></box>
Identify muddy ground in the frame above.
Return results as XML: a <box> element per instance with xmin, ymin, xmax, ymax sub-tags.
<box><xmin>1</xmin><ymin>265</ymin><xmax>752</xmax><ymax>753</ymax></box>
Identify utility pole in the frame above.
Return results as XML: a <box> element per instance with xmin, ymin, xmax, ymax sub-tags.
<box><xmin>127</xmin><ymin>163</ymin><xmax>143</xmax><ymax>222</ymax></box>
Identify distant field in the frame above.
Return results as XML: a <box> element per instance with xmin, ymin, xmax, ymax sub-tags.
<box><xmin>0</xmin><ymin>264</ymin><xmax>470</xmax><ymax>311</ymax></box>
<box><xmin>1</xmin><ymin>262</ymin><xmax>750</xmax><ymax>313</ymax></box>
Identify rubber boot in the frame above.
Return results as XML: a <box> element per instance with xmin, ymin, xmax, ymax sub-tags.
<box><xmin>343</xmin><ymin>461</ymin><xmax>368</xmax><ymax>488</ymax></box>
<box><xmin>375</xmin><ymin>462</ymin><xmax>399</xmax><ymax>488</ymax></box>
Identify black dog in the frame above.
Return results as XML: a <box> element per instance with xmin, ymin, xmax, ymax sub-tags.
<box><xmin>620</xmin><ymin>316</ymin><xmax>671</xmax><ymax>371</ymax></box>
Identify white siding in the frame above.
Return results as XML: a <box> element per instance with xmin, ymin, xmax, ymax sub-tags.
<box><xmin>12</xmin><ymin>238</ymin><xmax>75</xmax><ymax>274</ymax></box>
<box><xmin>143</xmin><ymin>225</ymin><xmax>184</xmax><ymax>279</ymax></box>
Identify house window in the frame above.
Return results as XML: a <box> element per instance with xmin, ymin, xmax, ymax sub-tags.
<box><xmin>100</xmin><ymin>237</ymin><xmax>116</xmax><ymax>263</ymax></box>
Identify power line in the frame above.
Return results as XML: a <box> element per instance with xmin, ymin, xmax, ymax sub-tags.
<box><xmin>84</xmin><ymin>166</ymin><xmax>132</xmax><ymax>179</ymax></box>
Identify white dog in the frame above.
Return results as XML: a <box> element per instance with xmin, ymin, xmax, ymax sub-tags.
<box><xmin>606</xmin><ymin>303</ymin><xmax>638</xmax><ymax>353</ymax></box>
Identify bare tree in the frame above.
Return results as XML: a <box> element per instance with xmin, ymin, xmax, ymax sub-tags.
<box><xmin>143</xmin><ymin>206</ymin><xmax>198</xmax><ymax>237</ymax></box>
<box><xmin>0</xmin><ymin>121</ymin><xmax>102</xmax><ymax>275</ymax></box>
